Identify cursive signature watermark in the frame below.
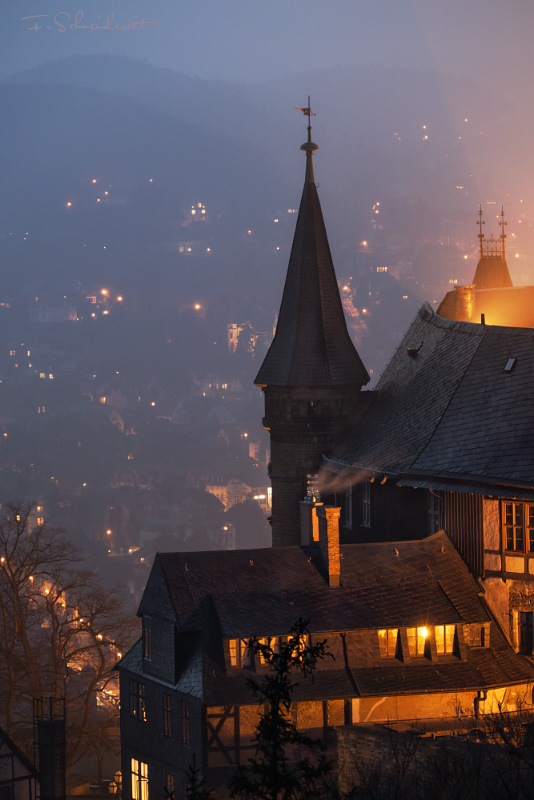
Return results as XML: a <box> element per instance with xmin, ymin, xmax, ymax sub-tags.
<box><xmin>22</xmin><ymin>11</ymin><xmax>160</xmax><ymax>32</ymax></box>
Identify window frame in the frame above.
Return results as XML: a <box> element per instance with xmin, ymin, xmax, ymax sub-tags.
<box><xmin>181</xmin><ymin>700</ymin><xmax>190</xmax><ymax>746</ymax></box>
<box><xmin>163</xmin><ymin>693</ymin><xmax>172</xmax><ymax>738</ymax></box>
<box><xmin>143</xmin><ymin>615</ymin><xmax>152</xmax><ymax>660</ymax></box>
<box><xmin>435</xmin><ymin>624</ymin><xmax>456</xmax><ymax>655</ymax></box>
<box><xmin>502</xmin><ymin>501</ymin><xmax>534</xmax><ymax>553</ymax></box>
<box><xmin>345</xmin><ymin>484</ymin><xmax>353</xmax><ymax>528</ymax></box>
<box><xmin>129</xmin><ymin>679</ymin><xmax>146</xmax><ymax>722</ymax></box>
<box><xmin>361</xmin><ymin>481</ymin><xmax>371</xmax><ymax>528</ymax></box>
<box><xmin>377</xmin><ymin>628</ymin><xmax>399</xmax><ymax>658</ymax></box>
<box><xmin>131</xmin><ymin>759</ymin><xmax>148</xmax><ymax>800</ymax></box>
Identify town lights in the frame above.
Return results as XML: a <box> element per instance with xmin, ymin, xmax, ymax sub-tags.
<box><xmin>194</xmin><ymin>304</ymin><xmax>201</xmax><ymax>310</ymax></box>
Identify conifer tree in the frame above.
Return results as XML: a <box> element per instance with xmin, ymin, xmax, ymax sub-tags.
<box><xmin>229</xmin><ymin>618</ymin><xmax>333</xmax><ymax>800</ymax></box>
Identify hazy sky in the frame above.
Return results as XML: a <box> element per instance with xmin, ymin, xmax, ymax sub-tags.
<box><xmin>3</xmin><ymin>0</ymin><xmax>534</xmax><ymax>84</ymax></box>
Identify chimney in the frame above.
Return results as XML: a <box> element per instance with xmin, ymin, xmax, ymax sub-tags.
<box><xmin>316</xmin><ymin>505</ymin><xmax>341</xmax><ymax>586</ymax></box>
<box><xmin>300</xmin><ymin>499</ymin><xmax>322</xmax><ymax>545</ymax></box>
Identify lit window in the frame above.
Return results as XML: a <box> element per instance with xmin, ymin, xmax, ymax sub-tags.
<box><xmin>165</xmin><ymin>774</ymin><xmax>174</xmax><ymax>800</ymax></box>
<box><xmin>131</xmin><ymin>759</ymin><xmax>148</xmax><ymax>800</ymax></box>
<box><xmin>229</xmin><ymin>639</ymin><xmax>238</xmax><ymax>666</ymax></box>
<box><xmin>258</xmin><ymin>637</ymin><xmax>270</xmax><ymax>665</ymax></box>
<box><xmin>163</xmin><ymin>693</ymin><xmax>172</xmax><ymax>737</ymax></box>
<box><xmin>241</xmin><ymin>639</ymin><xmax>253</xmax><ymax>667</ymax></box>
<box><xmin>407</xmin><ymin>627</ymin><xmax>428</xmax><ymax>657</ymax></box>
<box><xmin>181</xmin><ymin>700</ymin><xmax>190</xmax><ymax>745</ymax></box>
<box><xmin>129</xmin><ymin>679</ymin><xmax>146</xmax><ymax>721</ymax></box>
<box><xmin>378</xmin><ymin>629</ymin><xmax>399</xmax><ymax>658</ymax></box>
<box><xmin>37</xmin><ymin>518</ymin><xmax>44</xmax><ymax>526</ymax></box>
<box><xmin>435</xmin><ymin>625</ymin><xmax>455</xmax><ymax>654</ymax></box>
<box><xmin>503</xmin><ymin>502</ymin><xmax>534</xmax><ymax>552</ymax></box>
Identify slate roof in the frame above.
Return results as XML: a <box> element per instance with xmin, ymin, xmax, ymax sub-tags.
<box><xmin>143</xmin><ymin>532</ymin><xmax>534</xmax><ymax>702</ymax></box>
<box><xmin>327</xmin><ymin>303</ymin><xmax>534</xmax><ymax>487</ymax></box>
<box><xmin>254</xmin><ymin>147</ymin><xmax>368</xmax><ymax>388</ymax></box>
<box><xmin>157</xmin><ymin>533</ymin><xmax>486</xmax><ymax>635</ymax></box>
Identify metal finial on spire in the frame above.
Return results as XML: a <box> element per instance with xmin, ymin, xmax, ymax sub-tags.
<box><xmin>295</xmin><ymin>97</ymin><xmax>318</xmax><ymax>183</ymax></box>
<box><xmin>477</xmin><ymin>205</ymin><xmax>485</xmax><ymax>258</ymax></box>
<box><xmin>499</xmin><ymin>205</ymin><xmax>507</xmax><ymax>259</ymax></box>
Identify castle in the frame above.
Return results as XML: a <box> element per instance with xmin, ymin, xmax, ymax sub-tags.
<box><xmin>117</xmin><ymin>110</ymin><xmax>534</xmax><ymax>799</ymax></box>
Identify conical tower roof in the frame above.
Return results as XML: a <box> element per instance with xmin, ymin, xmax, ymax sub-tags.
<box><xmin>255</xmin><ymin>111</ymin><xmax>369</xmax><ymax>388</ymax></box>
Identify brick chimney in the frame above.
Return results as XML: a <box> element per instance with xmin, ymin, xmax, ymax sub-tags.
<box><xmin>317</xmin><ymin>505</ymin><xmax>341</xmax><ymax>587</ymax></box>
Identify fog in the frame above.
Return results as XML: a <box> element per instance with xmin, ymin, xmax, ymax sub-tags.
<box><xmin>1</xmin><ymin>0</ymin><xmax>534</xmax><ymax>589</ymax></box>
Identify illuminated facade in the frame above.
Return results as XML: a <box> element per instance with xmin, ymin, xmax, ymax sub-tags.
<box><xmin>118</xmin><ymin>119</ymin><xmax>534</xmax><ymax>798</ymax></box>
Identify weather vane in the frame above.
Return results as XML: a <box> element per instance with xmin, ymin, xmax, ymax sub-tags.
<box><xmin>295</xmin><ymin>96</ymin><xmax>318</xmax><ymax>158</ymax></box>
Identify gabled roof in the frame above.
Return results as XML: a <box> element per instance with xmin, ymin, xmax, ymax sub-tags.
<box><xmin>327</xmin><ymin>303</ymin><xmax>534</xmax><ymax>486</ymax></box>
<box><xmin>156</xmin><ymin>532</ymin><xmax>486</xmax><ymax>636</ymax></box>
<box><xmin>144</xmin><ymin>532</ymin><xmax>534</xmax><ymax>702</ymax></box>
<box><xmin>0</xmin><ymin>724</ymin><xmax>39</xmax><ymax>780</ymax></box>
<box><xmin>254</xmin><ymin>139</ymin><xmax>368</xmax><ymax>388</ymax></box>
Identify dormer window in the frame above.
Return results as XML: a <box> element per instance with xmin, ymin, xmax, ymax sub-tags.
<box><xmin>229</xmin><ymin>638</ymin><xmax>254</xmax><ymax>668</ymax></box>
<box><xmin>378</xmin><ymin>629</ymin><xmax>399</xmax><ymax>658</ymax></box>
<box><xmin>435</xmin><ymin>625</ymin><xmax>456</xmax><ymax>655</ymax></box>
<box><xmin>407</xmin><ymin>627</ymin><xmax>428</xmax><ymax>657</ymax></box>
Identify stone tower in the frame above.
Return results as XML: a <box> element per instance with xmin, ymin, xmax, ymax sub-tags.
<box><xmin>255</xmin><ymin>105</ymin><xmax>369</xmax><ymax>547</ymax></box>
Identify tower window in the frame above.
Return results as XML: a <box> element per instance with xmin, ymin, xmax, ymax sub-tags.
<box><xmin>345</xmin><ymin>484</ymin><xmax>353</xmax><ymax>528</ymax></box>
<box><xmin>129</xmin><ymin>680</ymin><xmax>146</xmax><ymax>721</ymax></box>
<box><xmin>361</xmin><ymin>482</ymin><xmax>371</xmax><ymax>527</ymax></box>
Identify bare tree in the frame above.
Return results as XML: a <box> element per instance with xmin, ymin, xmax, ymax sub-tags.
<box><xmin>0</xmin><ymin>502</ymin><xmax>137</xmax><ymax>772</ymax></box>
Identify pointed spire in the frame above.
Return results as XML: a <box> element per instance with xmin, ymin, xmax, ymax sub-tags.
<box><xmin>477</xmin><ymin>205</ymin><xmax>485</xmax><ymax>258</ymax></box>
<box><xmin>499</xmin><ymin>205</ymin><xmax>507</xmax><ymax>260</ymax></box>
<box><xmin>255</xmin><ymin>104</ymin><xmax>369</xmax><ymax>388</ymax></box>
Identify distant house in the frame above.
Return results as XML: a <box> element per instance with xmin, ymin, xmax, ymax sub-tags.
<box><xmin>0</xmin><ymin>725</ymin><xmax>39</xmax><ymax>800</ymax></box>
